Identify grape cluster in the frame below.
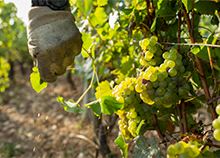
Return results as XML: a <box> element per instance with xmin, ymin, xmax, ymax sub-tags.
<box><xmin>212</xmin><ymin>104</ymin><xmax>220</xmax><ymax>141</ymax></box>
<box><xmin>113</xmin><ymin>77</ymin><xmax>143</xmax><ymax>140</ymax></box>
<box><xmin>167</xmin><ymin>140</ymin><xmax>216</xmax><ymax>158</ymax></box>
<box><xmin>139</xmin><ymin>36</ymin><xmax>163</xmax><ymax>67</ymax></box>
<box><xmin>135</xmin><ymin>47</ymin><xmax>190</xmax><ymax>109</ymax></box>
<box><xmin>0</xmin><ymin>57</ymin><xmax>10</xmax><ymax>92</ymax></box>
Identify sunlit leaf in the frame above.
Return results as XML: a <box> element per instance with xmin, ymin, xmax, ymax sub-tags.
<box><xmin>30</xmin><ymin>67</ymin><xmax>47</xmax><ymax>93</ymax></box>
<box><xmin>115</xmin><ymin>134</ymin><xmax>128</xmax><ymax>158</ymax></box>
<box><xmin>57</xmin><ymin>96</ymin><xmax>85</xmax><ymax>113</ymax></box>
<box><xmin>100</xmin><ymin>95</ymin><xmax>123</xmax><ymax>115</ymax></box>
<box><xmin>95</xmin><ymin>80</ymin><xmax>112</xmax><ymax>99</ymax></box>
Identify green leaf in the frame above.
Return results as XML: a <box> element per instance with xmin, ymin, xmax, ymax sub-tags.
<box><xmin>136</xmin><ymin>120</ymin><xmax>145</xmax><ymax>135</ymax></box>
<box><xmin>30</xmin><ymin>67</ymin><xmax>47</xmax><ymax>93</ymax></box>
<box><xmin>57</xmin><ymin>96</ymin><xmax>85</xmax><ymax>114</ymax></box>
<box><xmin>77</xmin><ymin>0</ymin><xmax>93</xmax><ymax>17</ymax></box>
<box><xmin>194</xmin><ymin>1</ymin><xmax>219</xmax><ymax>15</ymax></box>
<box><xmin>95</xmin><ymin>80</ymin><xmax>112</xmax><ymax>99</ymax></box>
<box><xmin>191</xmin><ymin>46</ymin><xmax>200</xmax><ymax>54</ymax></box>
<box><xmin>90</xmin><ymin>7</ymin><xmax>107</xmax><ymax>26</ymax></box>
<box><xmin>100</xmin><ymin>95</ymin><xmax>123</xmax><ymax>115</ymax></box>
<box><xmin>114</xmin><ymin>134</ymin><xmax>128</xmax><ymax>158</ymax></box>
<box><xmin>97</xmin><ymin>0</ymin><xmax>108</xmax><ymax>6</ymax></box>
<box><xmin>85</xmin><ymin>100</ymin><xmax>101</xmax><ymax>117</ymax></box>
<box><xmin>182</xmin><ymin>0</ymin><xmax>193</xmax><ymax>13</ymax></box>
<box><xmin>81</xmin><ymin>32</ymin><xmax>93</xmax><ymax>58</ymax></box>
<box><xmin>134</xmin><ymin>135</ymin><xmax>161</xmax><ymax>158</ymax></box>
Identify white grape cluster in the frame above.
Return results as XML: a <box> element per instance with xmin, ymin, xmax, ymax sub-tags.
<box><xmin>167</xmin><ymin>140</ymin><xmax>216</xmax><ymax>158</ymax></box>
<box><xmin>113</xmin><ymin>77</ymin><xmax>143</xmax><ymax>140</ymax></box>
<box><xmin>136</xmin><ymin>43</ymin><xmax>190</xmax><ymax>109</ymax></box>
<box><xmin>212</xmin><ymin>104</ymin><xmax>220</xmax><ymax>141</ymax></box>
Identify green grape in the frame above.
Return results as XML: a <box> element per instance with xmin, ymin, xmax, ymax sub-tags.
<box><xmin>147</xmin><ymin>89</ymin><xmax>155</xmax><ymax>98</ymax></box>
<box><xmin>146</xmin><ymin>66</ymin><xmax>156</xmax><ymax>73</ymax></box>
<box><xmin>154</xmin><ymin>97</ymin><xmax>162</xmax><ymax>106</ymax></box>
<box><xmin>149</xmin><ymin>73</ymin><xmax>158</xmax><ymax>82</ymax></box>
<box><xmin>179</xmin><ymin>65</ymin><xmax>186</xmax><ymax>73</ymax></box>
<box><xmin>167</xmin><ymin>144</ymin><xmax>177</xmax><ymax>157</ymax></box>
<box><xmin>170</xmin><ymin>48</ymin><xmax>177</xmax><ymax>54</ymax></box>
<box><xmin>177</xmin><ymin>53</ymin><xmax>182</xmax><ymax>60</ymax></box>
<box><xmin>134</xmin><ymin>116</ymin><xmax>141</xmax><ymax>123</ymax></box>
<box><xmin>160</xmin><ymin>63</ymin><xmax>167</xmax><ymax>70</ymax></box>
<box><xmin>130</xmin><ymin>111</ymin><xmax>137</xmax><ymax>118</ymax></box>
<box><xmin>174</xmin><ymin>142</ymin><xmax>185</xmax><ymax>154</ymax></box>
<box><xmin>163</xmin><ymin>51</ymin><xmax>170</xmax><ymax>59</ymax></box>
<box><xmin>168</xmin><ymin>53</ymin><xmax>177</xmax><ymax>60</ymax></box>
<box><xmin>152</xmin><ymin>80</ymin><xmax>159</xmax><ymax>88</ymax></box>
<box><xmin>150</xmin><ymin>36</ymin><xmax>158</xmax><ymax>46</ymax></box>
<box><xmin>140</xmin><ymin>38</ymin><xmax>150</xmax><ymax>49</ymax></box>
<box><xmin>213</xmin><ymin>129</ymin><xmax>220</xmax><ymax>141</ymax></box>
<box><xmin>175</xmin><ymin>59</ymin><xmax>183</xmax><ymax>66</ymax></box>
<box><xmin>190</xmin><ymin>145</ymin><xmax>200</xmax><ymax>157</ymax></box>
<box><xmin>159</xmin><ymin>80</ymin><xmax>167</xmax><ymax>88</ymax></box>
<box><xmin>167</xmin><ymin>60</ymin><xmax>176</xmax><ymax>68</ymax></box>
<box><xmin>149</xmin><ymin>46</ymin><xmax>157</xmax><ymax>53</ymax></box>
<box><xmin>124</xmin><ymin>88</ymin><xmax>131</xmax><ymax>95</ymax></box>
<box><xmin>168</xmin><ymin>68</ymin><xmax>177</xmax><ymax>77</ymax></box>
<box><xmin>145</xmin><ymin>82</ymin><xmax>153</xmax><ymax>90</ymax></box>
<box><xmin>156</xmin><ymin>87</ymin><xmax>166</xmax><ymax>96</ymax></box>
<box><xmin>125</xmin><ymin>97</ymin><xmax>132</xmax><ymax>104</ymax></box>
<box><xmin>135</xmin><ymin>84</ymin><xmax>143</xmax><ymax>93</ymax></box>
<box><xmin>168</xmin><ymin>81</ymin><xmax>176</xmax><ymax>89</ymax></box>
<box><xmin>185</xmin><ymin>147</ymin><xmax>194</xmax><ymax>157</ymax></box>
<box><xmin>202</xmin><ymin>151</ymin><xmax>216</xmax><ymax>158</ymax></box>
<box><xmin>216</xmin><ymin>104</ymin><xmax>220</xmax><ymax>115</ymax></box>
<box><xmin>178</xmin><ymin>153</ymin><xmax>189</xmax><ymax>158</ymax></box>
<box><xmin>149</xmin><ymin>58</ymin><xmax>156</xmax><ymax>66</ymax></box>
<box><xmin>178</xmin><ymin>87</ymin><xmax>187</xmax><ymax>96</ymax></box>
<box><xmin>158</xmin><ymin>73</ymin><xmax>165</xmax><ymax>81</ymax></box>
<box><xmin>145</xmin><ymin>51</ymin><xmax>154</xmax><ymax>61</ymax></box>
<box><xmin>164</xmin><ymin>92</ymin><xmax>172</xmax><ymax>100</ymax></box>
<box><xmin>129</xmin><ymin>121</ymin><xmax>137</xmax><ymax>128</ymax></box>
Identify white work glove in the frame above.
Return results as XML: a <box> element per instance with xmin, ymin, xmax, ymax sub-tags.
<box><xmin>27</xmin><ymin>6</ymin><xmax>82</xmax><ymax>82</ymax></box>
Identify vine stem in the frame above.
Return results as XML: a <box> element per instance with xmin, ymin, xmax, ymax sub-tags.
<box><xmin>181</xmin><ymin>99</ymin><xmax>188</xmax><ymax>133</ymax></box>
<box><xmin>152</xmin><ymin>114</ymin><xmax>165</xmax><ymax>142</ymax></box>
<box><xmin>177</xmin><ymin>105</ymin><xmax>184</xmax><ymax>134</ymax></box>
<box><xmin>181</xmin><ymin>1</ymin><xmax>217</xmax><ymax>120</ymax></box>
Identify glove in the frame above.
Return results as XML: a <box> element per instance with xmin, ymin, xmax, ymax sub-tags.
<box><xmin>27</xmin><ymin>6</ymin><xmax>82</xmax><ymax>82</ymax></box>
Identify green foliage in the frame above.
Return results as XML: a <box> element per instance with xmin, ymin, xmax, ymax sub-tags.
<box><xmin>100</xmin><ymin>95</ymin><xmax>123</xmax><ymax>115</ymax></box>
<box><xmin>0</xmin><ymin>0</ymin><xmax>30</xmax><ymax>92</ymax></box>
<box><xmin>57</xmin><ymin>96</ymin><xmax>85</xmax><ymax>113</ymax></box>
<box><xmin>0</xmin><ymin>57</ymin><xmax>10</xmax><ymax>92</ymax></box>
<box><xmin>114</xmin><ymin>134</ymin><xmax>128</xmax><ymax>158</ymax></box>
<box><xmin>29</xmin><ymin>0</ymin><xmax>220</xmax><ymax>157</ymax></box>
<box><xmin>30</xmin><ymin>67</ymin><xmax>47</xmax><ymax>93</ymax></box>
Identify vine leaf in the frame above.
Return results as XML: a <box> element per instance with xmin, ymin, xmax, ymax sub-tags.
<box><xmin>30</xmin><ymin>67</ymin><xmax>47</xmax><ymax>93</ymax></box>
<box><xmin>95</xmin><ymin>80</ymin><xmax>112</xmax><ymax>99</ymax></box>
<box><xmin>194</xmin><ymin>1</ymin><xmax>219</xmax><ymax>15</ymax></box>
<box><xmin>57</xmin><ymin>96</ymin><xmax>85</xmax><ymax>114</ymax></box>
<box><xmin>115</xmin><ymin>134</ymin><xmax>128</xmax><ymax>158</ymax></box>
<box><xmin>100</xmin><ymin>95</ymin><xmax>123</xmax><ymax>115</ymax></box>
<box><xmin>85</xmin><ymin>99</ymin><xmax>101</xmax><ymax>117</ymax></box>
<box><xmin>134</xmin><ymin>135</ymin><xmax>161</xmax><ymax>158</ymax></box>
<box><xmin>90</xmin><ymin>7</ymin><xmax>107</xmax><ymax>26</ymax></box>
<box><xmin>81</xmin><ymin>32</ymin><xmax>93</xmax><ymax>58</ymax></box>
<box><xmin>97</xmin><ymin>0</ymin><xmax>108</xmax><ymax>6</ymax></box>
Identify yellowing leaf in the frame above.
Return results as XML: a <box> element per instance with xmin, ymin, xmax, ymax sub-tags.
<box><xmin>97</xmin><ymin>0</ymin><xmax>108</xmax><ymax>6</ymax></box>
<box><xmin>30</xmin><ymin>67</ymin><xmax>47</xmax><ymax>93</ymax></box>
<box><xmin>90</xmin><ymin>7</ymin><xmax>107</xmax><ymax>26</ymax></box>
<box><xmin>95</xmin><ymin>80</ymin><xmax>112</xmax><ymax>99</ymax></box>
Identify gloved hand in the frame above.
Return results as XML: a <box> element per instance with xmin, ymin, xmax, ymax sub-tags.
<box><xmin>27</xmin><ymin>6</ymin><xmax>82</xmax><ymax>82</ymax></box>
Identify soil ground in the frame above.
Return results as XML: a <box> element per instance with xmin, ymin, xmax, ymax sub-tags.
<box><xmin>0</xmin><ymin>65</ymin><xmax>122</xmax><ymax>158</ymax></box>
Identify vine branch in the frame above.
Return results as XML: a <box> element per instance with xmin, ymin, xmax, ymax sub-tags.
<box><xmin>181</xmin><ymin>1</ymin><xmax>217</xmax><ymax>119</ymax></box>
